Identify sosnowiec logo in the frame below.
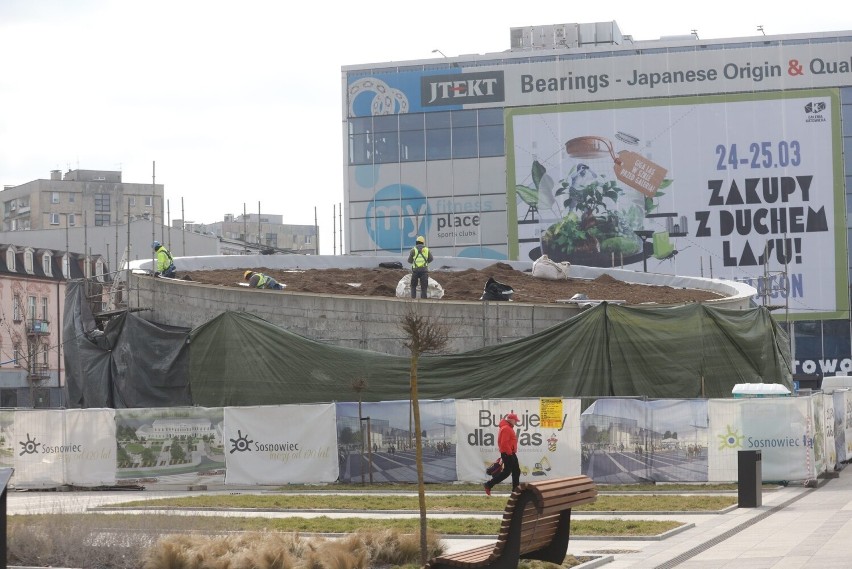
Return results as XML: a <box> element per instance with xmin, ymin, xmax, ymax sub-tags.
<box><xmin>19</xmin><ymin>433</ymin><xmax>40</xmax><ymax>455</ymax></box>
<box><xmin>229</xmin><ymin>430</ymin><xmax>253</xmax><ymax>454</ymax></box>
<box><xmin>421</xmin><ymin>71</ymin><xmax>504</xmax><ymax>107</ymax></box>
<box><xmin>717</xmin><ymin>425</ymin><xmax>745</xmax><ymax>451</ymax></box>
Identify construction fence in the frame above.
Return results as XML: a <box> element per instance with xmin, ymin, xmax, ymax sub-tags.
<box><xmin>0</xmin><ymin>394</ymin><xmax>842</xmax><ymax>488</ymax></box>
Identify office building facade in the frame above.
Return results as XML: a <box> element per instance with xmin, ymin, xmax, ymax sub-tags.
<box><xmin>342</xmin><ymin>22</ymin><xmax>852</xmax><ymax>383</ymax></box>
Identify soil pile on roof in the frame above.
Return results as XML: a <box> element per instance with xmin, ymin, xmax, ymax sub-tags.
<box><xmin>184</xmin><ymin>263</ymin><xmax>723</xmax><ymax>305</ymax></box>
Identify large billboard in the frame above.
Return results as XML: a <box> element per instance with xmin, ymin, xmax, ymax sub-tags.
<box><xmin>508</xmin><ymin>90</ymin><xmax>846</xmax><ymax>318</ymax></box>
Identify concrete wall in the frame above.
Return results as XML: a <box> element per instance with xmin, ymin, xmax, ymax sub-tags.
<box><xmin>129</xmin><ymin>255</ymin><xmax>757</xmax><ymax>356</ymax></box>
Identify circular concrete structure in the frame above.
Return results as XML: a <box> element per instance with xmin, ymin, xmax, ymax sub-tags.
<box><xmin>128</xmin><ymin>255</ymin><xmax>757</xmax><ymax>356</ymax></box>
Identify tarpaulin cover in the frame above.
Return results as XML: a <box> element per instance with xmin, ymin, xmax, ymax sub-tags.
<box><xmin>188</xmin><ymin>304</ymin><xmax>792</xmax><ymax>407</ymax></box>
<box><xmin>64</xmin><ymin>280</ymin><xmax>192</xmax><ymax>408</ymax></box>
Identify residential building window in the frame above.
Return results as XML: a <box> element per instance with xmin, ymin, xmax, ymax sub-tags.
<box><xmin>305</xmin><ymin>235</ymin><xmax>312</xmax><ymax>244</ymax></box>
<box><xmin>13</xmin><ymin>345</ymin><xmax>21</xmax><ymax>367</ymax></box>
<box><xmin>68</xmin><ymin>213</ymin><xmax>76</xmax><ymax>226</ymax></box>
<box><xmin>24</xmin><ymin>250</ymin><xmax>33</xmax><ymax>273</ymax></box>
<box><xmin>94</xmin><ymin>214</ymin><xmax>110</xmax><ymax>226</ymax></box>
<box><xmin>12</xmin><ymin>297</ymin><xmax>21</xmax><ymax>322</ymax></box>
<box><xmin>42</xmin><ymin>344</ymin><xmax>49</xmax><ymax>365</ymax></box>
<box><xmin>28</xmin><ymin>296</ymin><xmax>36</xmax><ymax>321</ymax></box>
<box><xmin>41</xmin><ymin>297</ymin><xmax>48</xmax><ymax>320</ymax></box>
<box><xmin>69</xmin><ymin>193</ymin><xmax>75</xmax><ymax>203</ymax></box>
<box><xmin>49</xmin><ymin>213</ymin><xmax>60</xmax><ymax>225</ymax></box>
<box><xmin>42</xmin><ymin>253</ymin><xmax>52</xmax><ymax>276</ymax></box>
<box><xmin>94</xmin><ymin>193</ymin><xmax>110</xmax><ymax>212</ymax></box>
<box><xmin>51</xmin><ymin>192</ymin><xmax>60</xmax><ymax>204</ymax></box>
<box><xmin>128</xmin><ymin>197</ymin><xmax>136</xmax><ymax>206</ymax></box>
<box><xmin>6</xmin><ymin>248</ymin><xmax>15</xmax><ymax>271</ymax></box>
<box><xmin>62</xmin><ymin>254</ymin><xmax>70</xmax><ymax>279</ymax></box>
<box><xmin>95</xmin><ymin>258</ymin><xmax>105</xmax><ymax>281</ymax></box>
<box><xmin>144</xmin><ymin>196</ymin><xmax>153</xmax><ymax>207</ymax></box>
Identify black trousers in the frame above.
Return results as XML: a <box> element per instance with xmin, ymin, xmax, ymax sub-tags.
<box><xmin>411</xmin><ymin>268</ymin><xmax>428</xmax><ymax>298</ymax></box>
<box><xmin>485</xmin><ymin>452</ymin><xmax>521</xmax><ymax>491</ymax></box>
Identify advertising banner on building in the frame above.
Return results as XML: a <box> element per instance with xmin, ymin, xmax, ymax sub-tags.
<box><xmin>708</xmin><ymin>397</ymin><xmax>818</xmax><ymax>482</ymax></box>
<box><xmin>225</xmin><ymin>404</ymin><xmax>338</xmax><ymax>485</ymax></box>
<box><xmin>115</xmin><ymin>407</ymin><xmax>225</xmax><ymax>485</ymax></box>
<box><xmin>509</xmin><ymin>90</ymin><xmax>845</xmax><ymax>318</ymax></box>
<box><xmin>580</xmin><ymin>399</ymin><xmax>709</xmax><ymax>483</ymax></box>
<box><xmin>455</xmin><ymin>399</ymin><xmax>580</xmax><ymax>483</ymax></box>
<box><xmin>336</xmin><ymin>399</ymin><xmax>456</xmax><ymax>483</ymax></box>
<box><xmin>13</xmin><ymin>410</ymin><xmax>66</xmax><ymax>487</ymax></box>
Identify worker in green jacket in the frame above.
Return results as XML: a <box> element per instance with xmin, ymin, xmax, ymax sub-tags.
<box><xmin>152</xmin><ymin>241</ymin><xmax>176</xmax><ymax>278</ymax></box>
<box><xmin>244</xmin><ymin>270</ymin><xmax>285</xmax><ymax>290</ymax></box>
<box><xmin>407</xmin><ymin>235</ymin><xmax>433</xmax><ymax>299</ymax></box>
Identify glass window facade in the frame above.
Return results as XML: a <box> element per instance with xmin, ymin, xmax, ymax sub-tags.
<box><xmin>348</xmin><ymin>109</ymin><xmax>504</xmax><ymax>165</ymax></box>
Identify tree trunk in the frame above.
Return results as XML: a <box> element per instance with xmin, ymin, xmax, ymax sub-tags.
<box><xmin>410</xmin><ymin>354</ymin><xmax>428</xmax><ymax>566</ymax></box>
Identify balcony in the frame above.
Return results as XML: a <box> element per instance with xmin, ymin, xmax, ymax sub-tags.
<box><xmin>26</xmin><ymin>320</ymin><xmax>49</xmax><ymax>335</ymax></box>
<box><xmin>28</xmin><ymin>364</ymin><xmax>51</xmax><ymax>381</ymax></box>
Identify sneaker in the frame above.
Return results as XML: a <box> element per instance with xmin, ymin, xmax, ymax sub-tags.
<box><xmin>483</xmin><ymin>484</ymin><xmax>491</xmax><ymax>496</ymax></box>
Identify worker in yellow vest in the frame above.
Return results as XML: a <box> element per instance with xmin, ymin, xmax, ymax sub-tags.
<box><xmin>407</xmin><ymin>235</ymin><xmax>433</xmax><ymax>299</ymax></box>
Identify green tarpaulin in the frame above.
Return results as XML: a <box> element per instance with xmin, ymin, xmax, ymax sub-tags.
<box><xmin>188</xmin><ymin>304</ymin><xmax>792</xmax><ymax>406</ymax></box>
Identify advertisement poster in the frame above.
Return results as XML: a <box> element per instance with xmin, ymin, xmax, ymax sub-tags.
<box><xmin>581</xmin><ymin>399</ymin><xmax>709</xmax><ymax>483</ymax></box>
<box><xmin>509</xmin><ymin>91</ymin><xmax>845</xmax><ymax>317</ymax></box>
<box><xmin>708</xmin><ymin>398</ymin><xmax>816</xmax><ymax>482</ymax></box>
<box><xmin>336</xmin><ymin>399</ymin><xmax>456</xmax><ymax>483</ymax></box>
<box><xmin>13</xmin><ymin>410</ymin><xmax>65</xmax><ymax>487</ymax></box>
<box><xmin>455</xmin><ymin>399</ymin><xmax>580</xmax><ymax>483</ymax></box>
<box><xmin>63</xmin><ymin>409</ymin><xmax>116</xmax><ymax>486</ymax></box>
<box><xmin>115</xmin><ymin>407</ymin><xmax>225</xmax><ymax>485</ymax></box>
<box><xmin>225</xmin><ymin>404</ymin><xmax>338</xmax><ymax>485</ymax></box>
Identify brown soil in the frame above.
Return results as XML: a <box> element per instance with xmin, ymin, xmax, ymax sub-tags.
<box><xmin>183</xmin><ymin>263</ymin><xmax>723</xmax><ymax>305</ymax></box>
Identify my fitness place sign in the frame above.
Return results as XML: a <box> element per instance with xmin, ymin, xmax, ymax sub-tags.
<box><xmin>499</xmin><ymin>40</ymin><xmax>852</xmax><ymax>105</ymax></box>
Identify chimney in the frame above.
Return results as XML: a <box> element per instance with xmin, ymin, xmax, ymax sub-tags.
<box><xmin>50</xmin><ymin>170</ymin><xmax>62</xmax><ymax>181</ymax></box>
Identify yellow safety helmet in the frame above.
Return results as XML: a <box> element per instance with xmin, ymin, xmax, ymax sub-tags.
<box><xmin>416</xmin><ymin>235</ymin><xmax>425</xmax><ymax>244</ymax></box>
<box><xmin>244</xmin><ymin>270</ymin><xmax>254</xmax><ymax>280</ymax></box>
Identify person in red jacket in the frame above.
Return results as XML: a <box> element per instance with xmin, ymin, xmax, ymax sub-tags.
<box><xmin>484</xmin><ymin>412</ymin><xmax>521</xmax><ymax>496</ymax></box>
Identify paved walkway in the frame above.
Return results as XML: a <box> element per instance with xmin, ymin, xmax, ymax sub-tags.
<box><xmin>7</xmin><ymin>473</ymin><xmax>852</xmax><ymax>568</ymax></box>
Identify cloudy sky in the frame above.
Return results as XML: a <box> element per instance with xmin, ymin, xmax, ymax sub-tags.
<box><xmin>0</xmin><ymin>1</ymin><xmax>846</xmax><ymax>253</ymax></box>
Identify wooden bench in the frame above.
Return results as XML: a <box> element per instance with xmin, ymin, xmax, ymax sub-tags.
<box><xmin>426</xmin><ymin>475</ymin><xmax>597</xmax><ymax>569</ymax></box>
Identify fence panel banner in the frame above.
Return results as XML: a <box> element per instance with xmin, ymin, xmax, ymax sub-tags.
<box><xmin>116</xmin><ymin>407</ymin><xmax>226</xmax><ymax>485</ymax></box>
<box><xmin>0</xmin><ymin>411</ymin><xmax>13</xmax><ymax>472</ymax></box>
<box><xmin>225</xmin><ymin>404</ymin><xmax>338</xmax><ymax>485</ymax></box>
<box><xmin>709</xmin><ymin>398</ymin><xmax>815</xmax><ymax>482</ymax></box>
<box><xmin>844</xmin><ymin>391</ymin><xmax>852</xmax><ymax>461</ymax></box>
<box><xmin>455</xmin><ymin>399</ymin><xmax>580</xmax><ymax>484</ymax></box>
<box><xmin>64</xmin><ymin>409</ymin><xmax>116</xmax><ymax>486</ymax></box>
<box><xmin>581</xmin><ymin>399</ymin><xmax>709</xmax><ymax>483</ymax></box>
<box><xmin>13</xmin><ymin>410</ymin><xmax>65</xmax><ymax>487</ymax></box>
<box><xmin>822</xmin><ymin>393</ymin><xmax>838</xmax><ymax>470</ymax></box>
<box><xmin>833</xmin><ymin>391</ymin><xmax>847</xmax><ymax>465</ymax></box>
<box><xmin>336</xmin><ymin>400</ymin><xmax>456</xmax><ymax>483</ymax></box>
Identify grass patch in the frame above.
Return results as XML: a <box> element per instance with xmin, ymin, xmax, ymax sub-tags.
<box><xmin>11</xmin><ymin>513</ymin><xmax>683</xmax><ymax>537</ymax></box>
<box><xmin>114</xmin><ymin>493</ymin><xmax>736</xmax><ymax>512</ymax></box>
<box><xmin>271</xmin><ymin>481</ymin><xmax>770</xmax><ymax>492</ymax></box>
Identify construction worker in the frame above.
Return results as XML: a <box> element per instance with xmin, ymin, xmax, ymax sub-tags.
<box><xmin>407</xmin><ymin>235</ymin><xmax>433</xmax><ymax>299</ymax></box>
<box><xmin>152</xmin><ymin>241</ymin><xmax>176</xmax><ymax>278</ymax></box>
<box><xmin>244</xmin><ymin>270</ymin><xmax>285</xmax><ymax>290</ymax></box>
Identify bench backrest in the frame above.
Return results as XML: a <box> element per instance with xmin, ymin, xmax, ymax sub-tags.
<box><xmin>495</xmin><ymin>475</ymin><xmax>597</xmax><ymax>557</ymax></box>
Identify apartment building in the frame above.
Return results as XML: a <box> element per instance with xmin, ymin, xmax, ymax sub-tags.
<box><xmin>1</xmin><ymin>169</ymin><xmax>164</xmax><ymax>231</ymax></box>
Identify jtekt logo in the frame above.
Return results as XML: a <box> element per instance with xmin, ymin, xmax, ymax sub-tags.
<box><xmin>421</xmin><ymin>71</ymin><xmax>504</xmax><ymax>106</ymax></box>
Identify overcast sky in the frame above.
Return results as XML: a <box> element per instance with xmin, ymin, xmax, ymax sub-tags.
<box><xmin>0</xmin><ymin>1</ymin><xmax>846</xmax><ymax>254</ymax></box>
